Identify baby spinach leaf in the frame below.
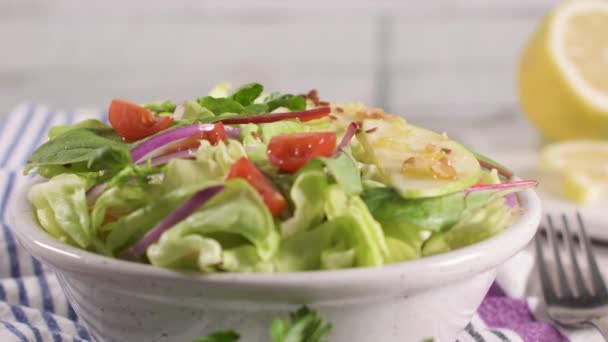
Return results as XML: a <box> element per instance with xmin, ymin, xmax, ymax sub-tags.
<box><xmin>197</xmin><ymin>97</ymin><xmax>245</xmax><ymax>115</ymax></box>
<box><xmin>48</xmin><ymin>119</ymin><xmax>112</xmax><ymax>139</ymax></box>
<box><xmin>244</xmin><ymin>103</ymin><xmax>269</xmax><ymax>114</ymax></box>
<box><xmin>362</xmin><ymin>187</ymin><xmax>494</xmax><ymax>232</ymax></box>
<box><xmin>229</xmin><ymin>83</ymin><xmax>263</xmax><ymax>106</ymax></box>
<box><xmin>25</xmin><ymin>128</ymin><xmax>131</xmax><ymax>176</ymax></box>
<box><xmin>266</xmin><ymin>94</ymin><xmax>306</xmax><ymax>112</ymax></box>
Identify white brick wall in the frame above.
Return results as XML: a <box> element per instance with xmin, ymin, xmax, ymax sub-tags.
<box><xmin>0</xmin><ymin>0</ymin><xmax>557</xmax><ymax>119</ymax></box>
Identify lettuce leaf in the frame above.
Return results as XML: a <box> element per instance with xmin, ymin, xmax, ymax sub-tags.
<box><xmin>91</xmin><ymin>185</ymin><xmax>154</xmax><ymax>234</ymax></box>
<box><xmin>422</xmin><ymin>197</ymin><xmax>515</xmax><ymax>256</ymax></box>
<box><xmin>324</xmin><ymin>185</ymin><xmax>388</xmax><ymax>267</ymax></box>
<box><xmin>238</xmin><ymin>124</ymin><xmax>267</xmax><ymax>162</ymax></box>
<box><xmin>182</xmin><ymin>101</ymin><xmax>214</xmax><ymax>122</ymax></box>
<box><xmin>260</xmin><ymin>121</ymin><xmax>307</xmax><ymax>141</ymax></box>
<box><xmin>318</xmin><ymin>153</ymin><xmax>362</xmax><ymax>195</ymax></box>
<box><xmin>280</xmin><ymin>169</ymin><xmax>328</xmax><ymax>237</ymax></box>
<box><xmin>146</xmin><ymin>179</ymin><xmax>279</xmax><ymax>270</ymax></box>
<box><xmin>103</xmin><ymin>184</ymin><xmax>210</xmax><ymax>254</ymax></box>
<box><xmin>275</xmin><ymin>221</ymin><xmax>335</xmax><ymax>272</ymax></box>
<box><xmin>220</xmin><ymin>245</ymin><xmax>274</xmax><ymax>273</ymax></box>
<box><xmin>162</xmin><ymin>139</ymin><xmax>247</xmax><ymax>190</ymax></box>
<box><xmin>28</xmin><ymin>174</ymin><xmax>92</xmax><ymax>248</ymax></box>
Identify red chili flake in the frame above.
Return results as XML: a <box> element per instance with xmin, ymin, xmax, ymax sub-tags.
<box><xmin>335</xmin><ymin>107</ymin><xmax>344</xmax><ymax>113</ymax></box>
<box><xmin>441</xmin><ymin>148</ymin><xmax>452</xmax><ymax>154</ymax></box>
<box><xmin>319</xmin><ymin>101</ymin><xmax>330</xmax><ymax>106</ymax></box>
<box><xmin>328</xmin><ymin>115</ymin><xmax>338</xmax><ymax>121</ymax></box>
<box><xmin>365</xmin><ymin>127</ymin><xmax>378</xmax><ymax>134</ymax></box>
<box><xmin>250</xmin><ymin>131</ymin><xmax>263</xmax><ymax>142</ymax></box>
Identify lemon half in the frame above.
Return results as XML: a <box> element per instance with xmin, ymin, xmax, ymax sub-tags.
<box><xmin>519</xmin><ymin>0</ymin><xmax>608</xmax><ymax>140</ymax></box>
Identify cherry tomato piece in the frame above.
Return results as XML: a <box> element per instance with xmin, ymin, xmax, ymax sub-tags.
<box><xmin>267</xmin><ymin>132</ymin><xmax>337</xmax><ymax>173</ymax></box>
<box><xmin>109</xmin><ymin>99</ymin><xmax>173</xmax><ymax>142</ymax></box>
<box><xmin>226</xmin><ymin>157</ymin><xmax>287</xmax><ymax>216</ymax></box>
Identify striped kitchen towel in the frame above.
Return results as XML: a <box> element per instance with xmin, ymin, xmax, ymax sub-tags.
<box><xmin>0</xmin><ymin>103</ymin><xmax>599</xmax><ymax>342</ymax></box>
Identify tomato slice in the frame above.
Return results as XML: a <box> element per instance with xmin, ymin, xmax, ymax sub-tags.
<box><xmin>226</xmin><ymin>157</ymin><xmax>287</xmax><ymax>216</ymax></box>
<box><xmin>267</xmin><ymin>132</ymin><xmax>337</xmax><ymax>173</ymax></box>
<box><xmin>109</xmin><ymin>99</ymin><xmax>174</xmax><ymax>142</ymax></box>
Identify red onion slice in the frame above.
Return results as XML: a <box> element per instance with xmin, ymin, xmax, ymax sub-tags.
<box><xmin>333</xmin><ymin>121</ymin><xmax>360</xmax><ymax>156</ymax></box>
<box><xmin>464</xmin><ymin>179</ymin><xmax>538</xmax><ymax>194</ymax></box>
<box><xmin>130</xmin><ymin>124</ymin><xmax>240</xmax><ymax>164</ymax></box>
<box><xmin>219</xmin><ymin>107</ymin><xmax>330</xmax><ymax>125</ymax></box>
<box><xmin>504</xmin><ymin>193</ymin><xmax>519</xmax><ymax>208</ymax></box>
<box><xmin>86</xmin><ymin>184</ymin><xmax>106</xmax><ymax>206</ymax></box>
<box><xmin>120</xmin><ymin>185</ymin><xmax>225</xmax><ymax>260</ymax></box>
<box><xmin>139</xmin><ymin>148</ymin><xmax>197</xmax><ymax>167</ymax></box>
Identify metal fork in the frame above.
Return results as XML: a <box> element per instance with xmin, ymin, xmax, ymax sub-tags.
<box><xmin>535</xmin><ymin>212</ymin><xmax>608</xmax><ymax>338</ymax></box>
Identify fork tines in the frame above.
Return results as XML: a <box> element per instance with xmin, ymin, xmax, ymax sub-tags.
<box><xmin>535</xmin><ymin>212</ymin><xmax>608</xmax><ymax>304</ymax></box>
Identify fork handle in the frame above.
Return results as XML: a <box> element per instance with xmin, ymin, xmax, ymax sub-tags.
<box><xmin>591</xmin><ymin>316</ymin><xmax>608</xmax><ymax>339</ymax></box>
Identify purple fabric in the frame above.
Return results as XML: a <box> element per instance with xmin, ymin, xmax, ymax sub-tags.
<box><xmin>478</xmin><ymin>283</ymin><xmax>568</xmax><ymax>342</ymax></box>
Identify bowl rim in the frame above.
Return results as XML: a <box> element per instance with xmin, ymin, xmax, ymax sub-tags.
<box><xmin>9</xmin><ymin>176</ymin><xmax>541</xmax><ymax>289</ymax></box>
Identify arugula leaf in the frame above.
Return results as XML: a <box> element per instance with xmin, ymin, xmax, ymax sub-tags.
<box><xmin>266</xmin><ymin>94</ymin><xmax>306</xmax><ymax>112</ymax></box>
<box><xmin>270</xmin><ymin>306</ymin><xmax>332</xmax><ymax>342</ymax></box>
<box><xmin>25</xmin><ymin>128</ymin><xmax>131</xmax><ymax>176</ymax></box>
<box><xmin>193</xmin><ymin>330</ymin><xmax>240</xmax><ymax>342</ymax></box>
<box><xmin>48</xmin><ymin>119</ymin><xmax>112</xmax><ymax>139</ymax></box>
<box><xmin>197</xmin><ymin>97</ymin><xmax>245</xmax><ymax>116</ymax></box>
<box><xmin>143</xmin><ymin>100</ymin><xmax>176</xmax><ymax>114</ymax></box>
<box><xmin>230</xmin><ymin>83</ymin><xmax>263</xmax><ymax>106</ymax></box>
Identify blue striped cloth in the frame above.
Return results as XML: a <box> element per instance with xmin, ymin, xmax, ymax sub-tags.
<box><xmin>0</xmin><ymin>104</ymin><xmax>105</xmax><ymax>342</ymax></box>
<box><xmin>0</xmin><ymin>103</ymin><xmax>555</xmax><ymax>342</ymax></box>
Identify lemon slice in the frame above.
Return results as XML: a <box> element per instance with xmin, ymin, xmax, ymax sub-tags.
<box><xmin>519</xmin><ymin>0</ymin><xmax>608</xmax><ymax>140</ymax></box>
<box><xmin>540</xmin><ymin>140</ymin><xmax>608</xmax><ymax>173</ymax></box>
<box><xmin>540</xmin><ymin>140</ymin><xmax>608</xmax><ymax>203</ymax></box>
<box><xmin>563</xmin><ymin>171</ymin><xmax>608</xmax><ymax>204</ymax></box>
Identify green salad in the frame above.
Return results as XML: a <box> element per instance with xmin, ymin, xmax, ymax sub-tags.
<box><xmin>25</xmin><ymin>83</ymin><xmax>536</xmax><ymax>273</ymax></box>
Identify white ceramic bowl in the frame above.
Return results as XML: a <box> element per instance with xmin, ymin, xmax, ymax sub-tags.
<box><xmin>9</xmin><ymin>178</ymin><xmax>541</xmax><ymax>342</ymax></box>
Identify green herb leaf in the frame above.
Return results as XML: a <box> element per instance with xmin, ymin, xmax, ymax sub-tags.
<box><xmin>25</xmin><ymin>128</ymin><xmax>131</xmax><ymax>176</ymax></box>
<box><xmin>230</xmin><ymin>83</ymin><xmax>264</xmax><ymax>106</ymax></box>
<box><xmin>193</xmin><ymin>330</ymin><xmax>240</xmax><ymax>342</ymax></box>
<box><xmin>144</xmin><ymin>100</ymin><xmax>176</xmax><ymax>114</ymax></box>
<box><xmin>266</xmin><ymin>94</ymin><xmax>306</xmax><ymax>112</ymax></box>
<box><xmin>48</xmin><ymin>119</ymin><xmax>112</xmax><ymax>139</ymax></box>
<box><xmin>244</xmin><ymin>103</ymin><xmax>269</xmax><ymax>114</ymax></box>
<box><xmin>197</xmin><ymin>97</ymin><xmax>245</xmax><ymax>116</ymax></box>
<box><xmin>271</xmin><ymin>306</ymin><xmax>332</xmax><ymax>342</ymax></box>
<box><xmin>106</xmin><ymin>164</ymin><xmax>164</xmax><ymax>188</ymax></box>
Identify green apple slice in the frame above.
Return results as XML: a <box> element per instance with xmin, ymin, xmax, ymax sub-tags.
<box><xmin>357</xmin><ymin>117</ymin><xmax>481</xmax><ymax>198</ymax></box>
